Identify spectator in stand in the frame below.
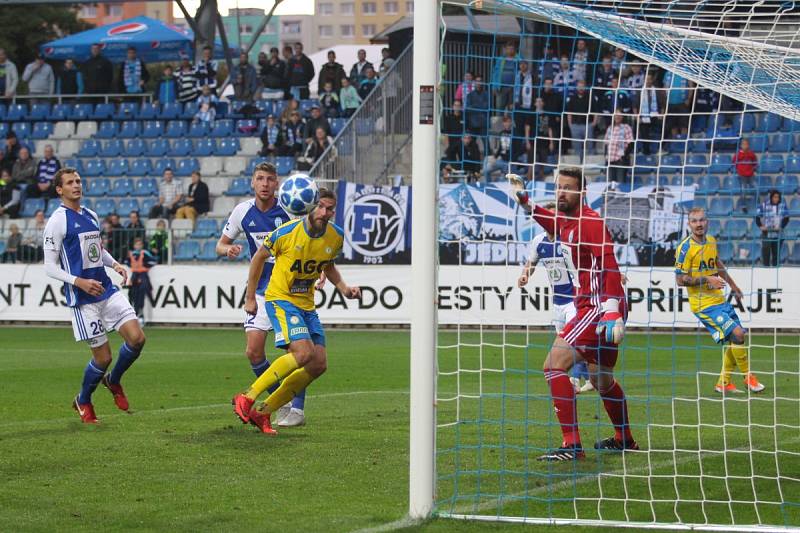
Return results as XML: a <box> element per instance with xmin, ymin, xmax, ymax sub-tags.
<box><xmin>572</xmin><ymin>39</ymin><xmax>589</xmax><ymax>82</ymax></box>
<box><xmin>22</xmin><ymin>53</ymin><xmax>54</xmax><ymax>101</ymax></box>
<box><xmin>339</xmin><ymin>77</ymin><xmax>362</xmax><ymax>117</ymax></box>
<box><xmin>482</xmin><ymin>115</ymin><xmax>522</xmax><ymax>182</ymax></box>
<box><xmin>197</xmin><ymin>84</ymin><xmax>218</xmax><ymax>109</ymax></box>
<box><xmin>149</xmin><ymin>168</ymin><xmax>183</xmax><ymax>220</ymax></box>
<box><xmin>280</xmin><ymin>97</ymin><xmax>300</xmax><ymax>123</ymax></box>
<box><xmin>56</xmin><ymin>58</ymin><xmax>83</xmax><ymax>98</ymax></box>
<box><xmin>460</xmin><ymin>134</ymin><xmax>483</xmax><ymax>181</ymax></box>
<box><xmin>540</xmin><ymin>78</ymin><xmax>563</xmax><ymax>137</ymax></box>
<box><xmin>280</xmin><ymin>45</ymin><xmax>294</xmax><ymax>98</ymax></box>
<box><xmin>756</xmin><ymin>189</ymin><xmax>790</xmax><ymax>267</ymax></box>
<box><xmin>286</xmin><ymin>42</ymin><xmax>315</xmax><ymax>100</ymax></box>
<box><xmin>231</xmin><ymin>52</ymin><xmax>258</xmax><ymax>101</ymax></box>
<box><xmin>1</xmin><ymin>131</ymin><xmax>21</xmax><ymax>172</ymax></box>
<box><xmin>260</xmin><ymin>47</ymin><xmax>286</xmax><ymax>96</ymax></box>
<box><xmin>611</xmin><ymin>47</ymin><xmax>627</xmax><ymax>72</ymax></box>
<box><xmin>0</xmin><ymin>167</ymin><xmax>20</xmax><ymax>217</ymax></box>
<box><xmin>350</xmin><ymin>49</ymin><xmax>374</xmax><ymax>87</ymax></box>
<box><xmin>602</xmin><ymin>78</ymin><xmax>632</xmax><ymax>116</ymax></box>
<box><xmin>318</xmin><ymin>50</ymin><xmax>347</xmax><ymax>94</ymax></box>
<box><xmin>303</xmin><ymin>104</ymin><xmax>331</xmax><ymax>142</ymax></box>
<box><xmin>12</xmin><ymin>147</ymin><xmax>35</xmax><ymax>190</ymax></box>
<box><xmin>175</xmin><ymin>171</ymin><xmax>209</xmax><ymax>224</ymax></box>
<box><xmin>442</xmin><ymin>99</ymin><xmax>464</xmax><ymax>150</ymax></box>
<box><xmin>193</xmin><ymin>101</ymin><xmax>216</xmax><ymax>125</ymax></box>
<box><xmin>379</xmin><ymin>47</ymin><xmax>395</xmax><ymax>73</ymax></box>
<box><xmin>605</xmin><ymin>113</ymin><xmax>634</xmax><ymax>183</ymax></box>
<box><xmin>20</xmin><ymin>209</ymin><xmax>45</xmax><ymax>261</ymax></box>
<box><xmin>81</xmin><ymin>44</ymin><xmax>113</xmax><ymax>95</ymax></box>
<box><xmin>691</xmin><ymin>84</ymin><xmax>720</xmax><ymax>133</ymax></box>
<box><xmin>636</xmin><ymin>72</ymin><xmax>664</xmax><ymax>155</ymax></box>
<box><xmin>663</xmin><ymin>70</ymin><xmax>691</xmax><ymax>137</ymax></box>
<box><xmin>0</xmin><ymin>48</ymin><xmax>19</xmax><ymax>98</ymax></box>
<box><xmin>100</xmin><ymin>218</ymin><xmax>112</xmax><ymax>251</ymax></box>
<box><xmin>625</xmin><ymin>63</ymin><xmax>646</xmax><ymax>92</ymax></box>
<box><xmin>259</xmin><ymin>114</ymin><xmax>282</xmax><ymax>157</ymax></box>
<box><xmin>298</xmin><ymin>126</ymin><xmax>335</xmax><ymax>171</ymax></box>
<box><xmin>529</xmin><ymin>96</ymin><xmax>558</xmax><ymax>181</ymax></box>
<box><xmin>537</xmin><ymin>43</ymin><xmax>560</xmax><ymax>82</ymax></box>
<box><xmin>491</xmin><ymin>41</ymin><xmax>519</xmax><ymax>111</ymax></box>
<box><xmin>553</xmin><ymin>54</ymin><xmax>577</xmax><ymax>96</ymax></box>
<box><xmin>513</xmin><ymin>61</ymin><xmax>536</xmax><ymax>140</ymax></box>
<box><xmin>118</xmin><ymin>47</ymin><xmax>149</xmax><ymax>94</ymax></box>
<box><xmin>153</xmin><ymin>65</ymin><xmax>178</xmax><ymax>104</ymax></box>
<box><xmin>28</xmin><ymin>144</ymin><xmax>59</xmax><ymax>200</ymax></box>
<box><xmin>733</xmin><ymin>138</ymin><xmax>758</xmax><ymax>188</ymax></box>
<box><xmin>465</xmin><ymin>75</ymin><xmax>490</xmax><ymax>139</ymax></box>
<box><xmin>1</xmin><ymin>223</ymin><xmax>21</xmax><ymax>262</ymax></box>
<box><xmin>149</xmin><ymin>219</ymin><xmax>169</xmax><ymax>263</ymax></box>
<box><xmin>319</xmin><ymin>81</ymin><xmax>340</xmax><ymax>118</ymax></box>
<box><xmin>233</xmin><ymin>72</ymin><xmax>256</xmax><ymax>104</ymax></box>
<box><xmin>107</xmin><ymin>213</ymin><xmax>127</xmax><ymax>260</ymax></box>
<box><xmin>125</xmin><ymin>210</ymin><xmax>146</xmax><ymax>250</ymax></box>
<box><xmin>357</xmin><ymin>66</ymin><xmax>378</xmax><ymax>100</ymax></box>
<box><xmin>566</xmin><ymin>79</ymin><xmax>592</xmax><ymax>161</ymax></box>
<box><xmin>455</xmin><ymin>71</ymin><xmax>475</xmax><ymax>103</ymax></box>
<box><xmin>593</xmin><ymin>56</ymin><xmax>615</xmax><ymax>90</ymax></box>
<box><xmin>279</xmin><ymin>110</ymin><xmax>305</xmax><ymax>157</ymax></box>
<box><xmin>177</xmin><ymin>57</ymin><xmax>200</xmax><ymax>103</ymax></box>
<box><xmin>125</xmin><ymin>236</ymin><xmax>157</xmax><ymax>322</ymax></box>
<box><xmin>195</xmin><ymin>45</ymin><xmax>218</xmax><ymax>95</ymax></box>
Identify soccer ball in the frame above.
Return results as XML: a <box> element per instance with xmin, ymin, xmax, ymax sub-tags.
<box><xmin>278</xmin><ymin>173</ymin><xmax>320</xmax><ymax>216</ymax></box>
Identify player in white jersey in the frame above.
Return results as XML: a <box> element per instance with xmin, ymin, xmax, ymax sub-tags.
<box><xmin>43</xmin><ymin>168</ymin><xmax>146</xmax><ymax>423</ymax></box>
<box><xmin>215</xmin><ymin>162</ymin><xmax>306</xmax><ymax>427</ymax></box>
<box><xmin>518</xmin><ymin>230</ymin><xmax>594</xmax><ymax>393</ymax></box>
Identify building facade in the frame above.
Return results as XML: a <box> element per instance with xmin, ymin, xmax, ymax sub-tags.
<box><xmin>220</xmin><ymin>8</ymin><xmax>281</xmax><ymax>61</ymax></box>
<box><xmin>314</xmin><ymin>0</ymin><xmax>412</xmax><ymax>51</ymax></box>
<box><xmin>78</xmin><ymin>1</ymin><xmax>174</xmax><ymax>26</ymax></box>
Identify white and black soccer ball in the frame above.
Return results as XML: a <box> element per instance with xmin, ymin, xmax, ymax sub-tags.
<box><xmin>278</xmin><ymin>173</ymin><xmax>320</xmax><ymax>216</ymax></box>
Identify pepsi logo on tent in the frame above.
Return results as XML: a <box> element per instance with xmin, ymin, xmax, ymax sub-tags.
<box><xmin>150</xmin><ymin>41</ymin><xmax>160</xmax><ymax>49</ymax></box>
<box><xmin>43</xmin><ymin>47</ymin><xmax>54</xmax><ymax>56</ymax></box>
<box><xmin>108</xmin><ymin>22</ymin><xmax>148</xmax><ymax>36</ymax></box>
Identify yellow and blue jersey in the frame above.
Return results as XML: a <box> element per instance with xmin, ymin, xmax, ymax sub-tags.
<box><xmin>262</xmin><ymin>218</ymin><xmax>344</xmax><ymax>311</ymax></box>
<box><xmin>674</xmin><ymin>234</ymin><xmax>726</xmax><ymax>314</ymax></box>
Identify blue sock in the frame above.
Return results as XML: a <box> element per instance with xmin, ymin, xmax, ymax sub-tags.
<box><xmin>108</xmin><ymin>343</ymin><xmax>141</xmax><ymax>385</ymax></box>
<box><xmin>573</xmin><ymin>362</ymin><xmax>590</xmax><ymax>380</ymax></box>
<box><xmin>251</xmin><ymin>358</ymin><xmax>279</xmax><ymax>394</ymax></box>
<box><xmin>78</xmin><ymin>360</ymin><xmax>107</xmax><ymax>404</ymax></box>
<box><xmin>292</xmin><ymin>387</ymin><xmax>306</xmax><ymax>410</ymax></box>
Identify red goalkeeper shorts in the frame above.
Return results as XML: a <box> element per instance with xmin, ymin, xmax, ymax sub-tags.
<box><xmin>559</xmin><ymin>305</ymin><xmax>619</xmax><ymax>368</ymax></box>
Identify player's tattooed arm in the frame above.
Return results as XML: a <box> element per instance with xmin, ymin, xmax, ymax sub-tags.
<box><xmin>676</xmin><ymin>273</ymin><xmax>707</xmax><ymax>287</ymax></box>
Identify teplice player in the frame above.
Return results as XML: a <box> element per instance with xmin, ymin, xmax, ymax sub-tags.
<box><xmin>232</xmin><ymin>188</ymin><xmax>361</xmax><ymax>435</ymax></box>
<box><xmin>215</xmin><ymin>162</ymin><xmax>309</xmax><ymax>427</ymax></box>
<box><xmin>513</xmin><ymin>168</ymin><xmax>638</xmax><ymax>461</ymax></box>
<box><xmin>675</xmin><ymin>207</ymin><xmax>764</xmax><ymax>394</ymax></box>
<box><xmin>43</xmin><ymin>168</ymin><xmax>146</xmax><ymax>423</ymax></box>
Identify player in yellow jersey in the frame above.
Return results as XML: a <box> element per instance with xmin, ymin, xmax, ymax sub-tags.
<box><xmin>675</xmin><ymin>207</ymin><xmax>765</xmax><ymax>394</ymax></box>
<box><xmin>232</xmin><ymin>188</ymin><xmax>361</xmax><ymax>434</ymax></box>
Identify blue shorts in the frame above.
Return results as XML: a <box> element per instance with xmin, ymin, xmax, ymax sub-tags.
<box><xmin>695</xmin><ymin>302</ymin><xmax>743</xmax><ymax>343</ymax></box>
<box><xmin>265</xmin><ymin>300</ymin><xmax>326</xmax><ymax>349</ymax></box>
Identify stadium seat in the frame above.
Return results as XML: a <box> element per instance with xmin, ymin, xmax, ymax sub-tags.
<box><xmin>789</xmin><ymin>244</ymin><xmax>800</xmax><ymax>265</ymax></box>
<box><xmin>187</xmin><ymin>121</ymin><xmax>208</xmax><ymax>138</ymax></box>
<box><xmin>118</xmin><ymin>121</ymin><xmax>141</xmax><ymax>138</ymax></box>
<box><xmin>762</xmin><ymin>113</ymin><xmax>783</xmax><ymax>132</ymax></box>
<box><xmin>660</xmin><ymin>154</ymin><xmax>683</xmax><ymax>174</ymax></box>
<box><xmin>709</xmin><ymin>197</ymin><xmax>734</xmax><ymax>217</ymax></box>
<box><xmin>6</xmin><ymin>103</ymin><xmax>27</xmax><ymax>121</ymax></box>
<box><xmin>734</xmin><ymin>241</ymin><xmax>762</xmax><ymax>265</ymax></box>
<box><xmin>93</xmin><ymin>198</ymin><xmax>116</xmax><ymax>218</ymax></box>
<box><xmin>20</xmin><ymin>198</ymin><xmax>45</xmax><ymax>217</ymax></box>
<box><xmin>684</xmin><ymin>154</ymin><xmax>707</xmax><ymax>174</ymax></box>
<box><xmin>0</xmin><ymin>102</ymin><xmax>6</xmax><ymax>121</ymax></box>
<box><xmin>769</xmin><ymin>133</ymin><xmax>794</xmax><ymax>153</ymax></box>
<box><xmin>115</xmin><ymin>102</ymin><xmax>139</xmax><ymax>120</ymax></box>
<box><xmin>91</xmin><ymin>103</ymin><xmax>115</xmax><ymax>120</ymax></box>
<box><xmin>169</xmin><ymin>138</ymin><xmax>193</xmax><ymax>157</ymax></box>
<box><xmin>209</xmin><ymin>196</ymin><xmax>236</xmax><ymax>217</ymax></box>
<box><xmin>707</xmin><ymin>218</ymin><xmax>722</xmax><ymax>238</ymax></box>
<box><xmin>740</xmin><ymin>113</ymin><xmax>757</xmax><ymax>133</ymax></box>
<box><xmin>141</xmin><ymin>121</ymin><xmax>164</xmax><ymax>139</ymax></box>
<box><xmin>253</xmin><ymin>100</ymin><xmax>271</xmax><ymax>117</ymax></box>
<box><xmin>199</xmin><ymin>157</ymin><xmax>222</xmax><ymax>176</ymax></box>
<box><xmin>786</xmin><ymin>155</ymin><xmax>800</xmax><ymax>174</ymax></box>
<box><xmin>688</xmin><ymin>139</ymin><xmax>709</xmax><ymax>155</ymax></box>
<box><xmin>181</xmin><ymin>101</ymin><xmax>199</xmax><ymax>120</ymax></box>
<box><xmin>11</xmin><ymin>122</ymin><xmax>31</xmax><ymax>139</ymax></box>
<box><xmin>330</xmin><ymin>118</ymin><xmax>346</xmax><ymax>136</ymax></box>
<box><xmin>194</xmin><ymin>138</ymin><xmax>215</xmax><ymax>156</ymax></box>
<box><xmin>107</xmin><ymin>159</ymin><xmax>129</xmax><ymax>177</ymax></box>
<box><xmin>734</xmin><ymin>196</ymin><xmax>758</xmax><ymax>215</ymax></box>
<box><xmin>124</xmin><ymin>139</ymin><xmax>147</xmax><ymax>157</ymax></box>
<box><xmin>190</xmin><ymin>219</ymin><xmax>218</xmax><ymax>238</ymax></box>
<box><xmin>129</xmin><ymin>158</ymin><xmax>153</xmax><ymax>176</ymax></box>
<box><xmin>175</xmin><ymin>158</ymin><xmax>200</xmax><ymax>177</ymax></box>
<box><xmin>146</xmin><ymin>138</ymin><xmax>170</xmax><ymax>157</ymax></box>
<box><xmin>197</xmin><ymin>240</ymin><xmax>218</xmax><ymax>261</ymax></box>
<box><xmin>756</xmin><ymin>175</ymin><xmax>774</xmax><ymax>193</ymax></box>
<box><xmin>62</xmin><ymin>158</ymin><xmax>84</xmax><ymax>174</ymax></box>
<box><xmin>223</xmin><ymin>157</ymin><xmax>246</xmax><ymax>175</ymax></box>
<box><xmin>174</xmin><ymin>240</ymin><xmax>201</xmax><ymax>261</ymax></box>
<box><xmin>69</xmin><ymin>103</ymin><xmax>93</xmax><ymax>121</ymax></box>
<box><xmin>244</xmin><ymin>157</ymin><xmax>269</xmax><ymax>176</ymax></box>
<box><xmin>84</xmin><ymin>177</ymin><xmax>111</xmax><ymax>197</ymax></box>
<box><xmin>784</xmin><ymin>220</ymin><xmax>800</xmax><ymax>240</ymax></box>
<box><xmin>138</xmin><ymin>103</ymin><xmax>159</xmax><ymax>120</ymax></box>
<box><xmin>51</xmin><ymin>104</ymin><xmax>70</xmax><ymax>122</ymax></box>
<box><xmin>31</xmin><ymin>122</ymin><xmax>53</xmax><ymax>140</ymax></box>
<box><xmin>94</xmin><ymin>121</ymin><xmax>118</xmax><ymax>140</ymax></box>
<box><xmin>117</xmin><ymin>198</ymin><xmax>140</xmax><ymax>217</ymax></box>
<box><xmin>210</xmin><ymin>119</ymin><xmax>234</xmax><ymax>137</ymax></box>
<box><xmin>717</xmin><ymin>241</ymin><xmax>735</xmax><ymax>264</ymax></box>
<box><xmin>747</xmin><ymin>136</ymin><xmax>767</xmax><ymax>153</ymax></box>
<box><xmin>635</xmin><ymin>154</ymin><xmax>657</xmax><ymax>169</ymax></box>
<box><xmin>696</xmin><ymin>175</ymin><xmax>719</xmax><ymax>196</ymax></box>
<box><xmin>234</xmin><ymin>119</ymin><xmax>258</xmax><ymax>136</ymax></box>
<box><xmin>299</xmin><ymin>99</ymin><xmax>319</xmax><ymax>116</ymax></box>
<box><xmin>789</xmin><ymin>197</ymin><xmax>800</xmax><ymax>216</ymax></box>
<box><xmin>165</xmin><ymin>120</ymin><xmax>187</xmax><ymax>138</ymax></box>
<box><xmin>709</xmin><ymin>153</ymin><xmax>732</xmax><ymax>174</ymax></box>
<box><xmin>272</xmin><ymin>100</ymin><xmax>287</xmax><ymax>116</ymax></box>
<box><xmin>760</xmin><ymin>155</ymin><xmax>784</xmax><ymax>174</ymax></box>
<box><xmin>140</xmin><ymin>198</ymin><xmax>157</xmax><ymax>215</ymax></box>
<box><xmin>224</xmin><ymin>177</ymin><xmax>251</xmax><ymax>196</ymax></box>
<box><xmin>153</xmin><ymin>158</ymin><xmax>176</xmax><ymax>176</ymax></box>
<box><xmin>777</xmin><ymin>174</ymin><xmax>799</xmax><ymax>194</ymax></box>
<box><xmin>83</xmin><ymin>159</ymin><xmax>106</xmax><ymax>177</ymax></box>
<box><xmin>355</xmin><ymin>118</ymin><xmax>374</xmax><ymax>136</ymax></box>
<box><xmin>110</xmin><ymin>178</ymin><xmax>134</xmax><ymax>196</ymax></box>
<box><xmin>275</xmin><ymin>156</ymin><xmax>295</xmax><ymax>176</ymax></box>
<box><xmin>29</xmin><ymin>103</ymin><xmax>51</xmax><ymax>121</ymax></box>
<box><xmin>724</xmin><ymin>219</ymin><xmax>749</xmax><ymax>240</ymax></box>
<box><xmin>81</xmin><ymin>198</ymin><xmax>93</xmax><ymax>211</ymax></box>
<box><xmin>99</xmin><ymin>139</ymin><xmax>124</xmax><ymax>158</ymax></box>
<box><xmin>665</xmin><ymin>139</ymin><xmax>686</xmax><ymax>155</ymax></box>
<box><xmin>133</xmin><ymin>178</ymin><xmax>158</xmax><ymax>197</ymax></box>
<box><xmin>160</xmin><ymin>102</ymin><xmax>182</xmax><ymax>120</ymax></box>
<box><xmin>45</xmin><ymin>200</ymin><xmax>60</xmax><ymax>217</ymax></box>
<box><xmin>216</xmin><ymin>138</ymin><xmax>240</xmax><ymax>156</ymax></box>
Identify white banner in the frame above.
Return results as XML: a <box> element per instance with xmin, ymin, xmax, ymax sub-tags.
<box><xmin>0</xmin><ymin>264</ymin><xmax>797</xmax><ymax>328</ymax></box>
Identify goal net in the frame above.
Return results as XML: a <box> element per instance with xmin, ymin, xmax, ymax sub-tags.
<box><xmin>432</xmin><ymin>0</ymin><xmax>800</xmax><ymax>529</ymax></box>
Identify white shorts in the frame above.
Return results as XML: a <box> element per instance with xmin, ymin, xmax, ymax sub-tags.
<box><xmin>244</xmin><ymin>293</ymin><xmax>273</xmax><ymax>332</ymax></box>
<box><xmin>70</xmin><ymin>290</ymin><xmax>137</xmax><ymax>345</ymax></box>
<box><xmin>553</xmin><ymin>301</ymin><xmax>577</xmax><ymax>334</ymax></box>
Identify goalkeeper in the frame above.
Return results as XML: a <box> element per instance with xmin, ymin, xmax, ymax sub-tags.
<box><xmin>512</xmin><ymin>168</ymin><xmax>638</xmax><ymax>461</ymax></box>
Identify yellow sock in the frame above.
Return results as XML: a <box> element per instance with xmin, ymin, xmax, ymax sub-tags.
<box><xmin>257</xmin><ymin>368</ymin><xmax>315</xmax><ymax>415</ymax></box>
<box><xmin>244</xmin><ymin>353</ymin><xmax>299</xmax><ymax>400</ymax></box>
<box><xmin>717</xmin><ymin>346</ymin><xmax>737</xmax><ymax>386</ymax></box>
<box><xmin>730</xmin><ymin>344</ymin><xmax>750</xmax><ymax>375</ymax></box>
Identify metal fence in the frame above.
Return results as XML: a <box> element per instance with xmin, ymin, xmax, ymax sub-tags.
<box><xmin>310</xmin><ymin>43</ymin><xmax>413</xmax><ymax>185</ymax></box>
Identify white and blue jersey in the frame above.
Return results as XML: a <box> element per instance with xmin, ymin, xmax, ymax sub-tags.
<box><xmin>43</xmin><ymin>204</ymin><xmax>117</xmax><ymax>307</ymax></box>
<box><xmin>222</xmin><ymin>199</ymin><xmax>289</xmax><ymax>294</ymax></box>
<box><xmin>529</xmin><ymin>232</ymin><xmax>578</xmax><ymax>306</ymax></box>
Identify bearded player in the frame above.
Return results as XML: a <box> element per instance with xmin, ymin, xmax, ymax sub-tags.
<box><xmin>513</xmin><ymin>167</ymin><xmax>637</xmax><ymax>461</ymax></box>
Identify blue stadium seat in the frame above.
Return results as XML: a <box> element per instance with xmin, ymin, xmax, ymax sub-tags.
<box><xmin>635</xmin><ymin>154</ymin><xmax>656</xmax><ymax>169</ymax></box>
<box><xmin>138</xmin><ymin>103</ymin><xmax>159</xmax><ymax>120</ymax></box>
<box><xmin>62</xmin><ymin>158</ymin><xmax>84</xmax><ymax>174</ymax></box>
<box><xmin>254</xmin><ymin>100</ymin><xmax>271</xmax><ymax>117</ymax></box>
<box><xmin>146</xmin><ymin>138</ymin><xmax>170</xmax><ymax>157</ymax></box>
<box><xmin>31</xmin><ymin>122</ymin><xmax>53</xmax><ymax>140</ymax></box>
<box><xmin>330</xmin><ymin>118</ymin><xmax>346</xmax><ymax>137</ymax></box>
<box><xmin>684</xmin><ymin>154</ymin><xmax>706</xmax><ymax>174</ymax></box>
<box><xmin>784</xmin><ymin>220</ymin><xmax>800</xmax><ymax>240</ymax></box>
<box><xmin>735</xmin><ymin>241</ymin><xmax>762</xmax><ymax>265</ymax></box>
<box><xmin>756</xmin><ymin>175</ymin><xmax>774</xmax><ymax>192</ymax></box>
<box><xmin>141</xmin><ymin>121</ymin><xmax>164</xmax><ymax>139</ymax></box>
<box><xmin>216</xmin><ymin>138</ymin><xmax>239</xmax><ymax>156</ymax></box>
<box><xmin>762</xmin><ymin>113</ymin><xmax>783</xmax><ymax>132</ymax></box>
<box><xmin>45</xmin><ymin>200</ymin><xmax>60</xmax><ymax>217</ymax></box>
<box><xmin>210</xmin><ymin>119</ymin><xmax>233</xmax><ymax>137</ymax></box>
<box><xmin>717</xmin><ymin>241</ymin><xmax>735</xmax><ymax>264</ymax></box>
<box><xmin>734</xmin><ymin>196</ymin><xmax>758</xmax><ymax>215</ymax></box>
<box><xmin>20</xmin><ymin>198</ymin><xmax>45</xmax><ymax>217</ymax></box>
<box><xmin>0</xmin><ymin>103</ymin><xmax>6</xmax><ymax>121</ymax></box>
<box><xmin>789</xmin><ymin>244</ymin><xmax>800</xmax><ymax>265</ymax></box>
<box><xmin>709</xmin><ymin>153</ymin><xmax>732</xmax><ymax>174</ymax></box>
<box><xmin>299</xmin><ymin>99</ymin><xmax>319</xmax><ymax>116</ymax></box>
<box><xmin>69</xmin><ymin>103</ymin><xmax>92</xmax><ymax>121</ymax></box>
<box><xmin>190</xmin><ymin>219</ymin><xmax>218</xmax><ymax>238</ymax></box>
<box><xmin>760</xmin><ymin>155</ymin><xmax>784</xmax><ymax>174</ymax></box>
<box><xmin>688</xmin><ymin>139</ymin><xmax>709</xmax><ymax>155</ymax></box>
<box><xmin>789</xmin><ymin>197</ymin><xmax>800</xmax><ymax>216</ymax></box>
<box><xmin>696</xmin><ymin>175</ymin><xmax>719</xmax><ymax>196</ymax></box>
<box><xmin>84</xmin><ymin>177</ymin><xmax>111</xmax><ymax>197</ymax></box>
<box><xmin>660</xmin><ymin>154</ymin><xmax>683</xmax><ymax>173</ymax></box>
<box><xmin>165</xmin><ymin>120</ymin><xmax>187</xmax><ymax>138</ymax></box>
<box><xmin>709</xmin><ymin>197</ymin><xmax>734</xmax><ymax>217</ymax></box>
<box><xmin>272</xmin><ymin>100</ymin><xmax>287</xmax><ymax>116</ymax></box>
<box><xmin>169</xmin><ymin>138</ymin><xmax>193</xmax><ymax>157</ymax></box>
<box><xmin>777</xmin><ymin>175</ymin><xmax>799</xmax><ymax>194</ymax></box>
<box><xmin>244</xmin><ymin>157</ymin><xmax>269</xmax><ymax>176</ymax></box>
<box><xmin>194</xmin><ymin>139</ymin><xmax>215</xmax><ymax>156</ymax></box>
<box><xmin>51</xmin><ymin>103</ymin><xmax>70</xmax><ymax>121</ymax></box>
<box><xmin>117</xmin><ymin>198</ymin><xmax>140</xmax><ymax>217</ymax></box>
<box><xmin>124</xmin><ymin>139</ymin><xmax>147</xmax><ymax>157</ymax></box>
<box><xmin>665</xmin><ymin>139</ymin><xmax>686</xmax><ymax>155</ymax></box>
<box><xmin>94</xmin><ymin>199</ymin><xmax>116</xmax><ymax>217</ymax></box>
<box><xmin>175</xmin><ymin>158</ymin><xmax>199</xmax><ymax>177</ymax></box>
<box><xmin>786</xmin><ymin>155</ymin><xmax>800</xmax><ymax>174</ymax></box>
<box><xmin>160</xmin><ymin>102</ymin><xmax>182</xmax><ymax>120</ymax></box>
<box><xmin>11</xmin><ymin>122</ymin><xmax>31</xmax><ymax>139</ymax></box>
<box><xmin>107</xmin><ymin>159</ymin><xmax>129</xmax><ymax>176</ymax></box>
<box><xmin>740</xmin><ymin>113</ymin><xmax>756</xmax><ymax>133</ymax></box>
<box><xmin>747</xmin><ymin>136</ymin><xmax>767</xmax><ymax>153</ymax></box>
<box><xmin>769</xmin><ymin>133</ymin><xmax>794</xmax><ymax>153</ymax></box>
<box><xmin>182</xmin><ymin>101</ymin><xmax>199</xmax><ymax>120</ymax></box>
<box><xmin>224</xmin><ymin>177</ymin><xmax>250</xmax><ymax>196</ymax></box>
<box><xmin>174</xmin><ymin>240</ymin><xmax>201</xmax><ymax>261</ymax></box>
<box><xmin>115</xmin><ymin>102</ymin><xmax>139</xmax><ymax>120</ymax></box>
<box><xmin>111</xmin><ymin>177</ymin><xmax>135</xmax><ymax>196</ymax></box>
<box><xmin>153</xmin><ymin>158</ymin><xmax>176</xmax><ymax>176</ymax></box>
<box><xmin>95</xmin><ymin>121</ymin><xmax>118</xmax><ymax>139</ymax></box>
<box><xmin>6</xmin><ymin>103</ymin><xmax>27</xmax><ymax>121</ymax></box>
<box><xmin>355</xmin><ymin>118</ymin><xmax>374</xmax><ymax>136</ymax></box>
<box><xmin>129</xmin><ymin>158</ymin><xmax>153</xmax><ymax>176</ymax></box>
<box><xmin>91</xmin><ymin>103</ymin><xmax>115</xmax><ymax>120</ymax></box>
<box><xmin>81</xmin><ymin>198</ymin><xmax>93</xmax><ymax>211</ymax></box>
<box><xmin>275</xmin><ymin>156</ymin><xmax>295</xmax><ymax>176</ymax></box>
<box><xmin>724</xmin><ymin>219</ymin><xmax>749</xmax><ymax>240</ymax></box>
<box><xmin>99</xmin><ymin>139</ymin><xmax>124</xmax><ymax>158</ymax></box>
<box><xmin>707</xmin><ymin>218</ymin><xmax>722</xmax><ymax>238</ymax></box>
<box><xmin>140</xmin><ymin>198</ymin><xmax>157</xmax><ymax>215</ymax></box>
<box><xmin>197</xmin><ymin>241</ymin><xmax>218</xmax><ymax>261</ymax></box>
<box><xmin>83</xmin><ymin>159</ymin><xmax>106</xmax><ymax>177</ymax></box>
<box><xmin>118</xmin><ymin>121</ymin><xmax>141</xmax><ymax>138</ymax></box>
<box><xmin>234</xmin><ymin>119</ymin><xmax>258</xmax><ymax>136</ymax></box>
<box><xmin>133</xmin><ymin>178</ymin><xmax>158</xmax><ymax>197</ymax></box>
<box><xmin>187</xmin><ymin>121</ymin><xmax>208</xmax><ymax>138</ymax></box>
<box><xmin>29</xmin><ymin>103</ymin><xmax>51</xmax><ymax>120</ymax></box>
<box><xmin>76</xmin><ymin>142</ymin><xmax>99</xmax><ymax>159</ymax></box>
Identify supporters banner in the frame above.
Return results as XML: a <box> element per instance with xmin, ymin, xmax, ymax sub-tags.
<box><xmin>335</xmin><ymin>181</ymin><xmax>412</xmax><ymax>265</ymax></box>
<box><xmin>0</xmin><ymin>265</ymin><xmax>796</xmax><ymax>329</ymax></box>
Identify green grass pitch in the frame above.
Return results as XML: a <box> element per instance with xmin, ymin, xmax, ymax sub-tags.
<box><xmin>1</xmin><ymin>326</ymin><xmax>798</xmax><ymax>532</ymax></box>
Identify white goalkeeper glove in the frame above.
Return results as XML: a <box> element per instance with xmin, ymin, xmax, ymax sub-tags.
<box><xmin>596</xmin><ymin>298</ymin><xmax>625</xmax><ymax>345</ymax></box>
<box><xmin>507</xmin><ymin>173</ymin><xmax>532</xmax><ymax>213</ymax></box>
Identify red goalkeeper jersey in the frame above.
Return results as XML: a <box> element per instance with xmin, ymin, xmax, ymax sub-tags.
<box><xmin>532</xmin><ymin>204</ymin><xmax>624</xmax><ymax>310</ymax></box>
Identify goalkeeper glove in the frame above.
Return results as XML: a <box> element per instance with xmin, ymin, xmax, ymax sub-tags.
<box><xmin>507</xmin><ymin>173</ymin><xmax>532</xmax><ymax>212</ymax></box>
<box><xmin>596</xmin><ymin>298</ymin><xmax>625</xmax><ymax>345</ymax></box>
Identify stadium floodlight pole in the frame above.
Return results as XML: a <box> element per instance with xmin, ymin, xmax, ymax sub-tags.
<box><xmin>409</xmin><ymin>0</ymin><xmax>438</xmax><ymax>521</ymax></box>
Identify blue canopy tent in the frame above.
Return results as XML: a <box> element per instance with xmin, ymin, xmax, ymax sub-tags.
<box><xmin>40</xmin><ymin>16</ymin><xmax>234</xmax><ymax>63</ymax></box>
